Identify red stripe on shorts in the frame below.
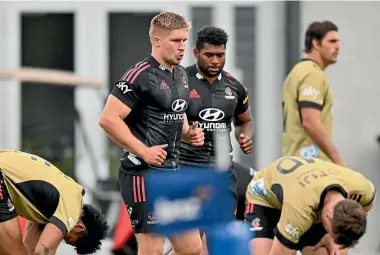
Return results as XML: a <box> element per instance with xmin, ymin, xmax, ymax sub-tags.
<box><xmin>141</xmin><ymin>176</ymin><xmax>146</xmax><ymax>202</ymax></box>
<box><xmin>133</xmin><ymin>176</ymin><xmax>137</xmax><ymax>203</ymax></box>
<box><xmin>137</xmin><ymin>176</ymin><xmax>142</xmax><ymax>202</ymax></box>
<box><xmin>246</xmin><ymin>202</ymin><xmax>254</xmax><ymax>214</ymax></box>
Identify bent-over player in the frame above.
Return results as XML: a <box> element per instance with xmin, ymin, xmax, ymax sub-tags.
<box><xmin>0</xmin><ymin>150</ymin><xmax>109</xmax><ymax>255</ymax></box>
<box><xmin>245</xmin><ymin>157</ymin><xmax>375</xmax><ymax>255</ymax></box>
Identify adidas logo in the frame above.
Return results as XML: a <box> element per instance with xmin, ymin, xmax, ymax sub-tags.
<box><xmin>160</xmin><ymin>80</ymin><xmax>169</xmax><ymax>89</ymax></box>
<box><xmin>189</xmin><ymin>89</ymin><xmax>200</xmax><ymax>99</ymax></box>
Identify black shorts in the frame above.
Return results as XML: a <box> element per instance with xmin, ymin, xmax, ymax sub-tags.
<box><xmin>233</xmin><ymin>161</ymin><xmax>253</xmax><ymax>220</ymax></box>
<box><xmin>245</xmin><ymin>204</ymin><xmax>327</xmax><ymax>250</ymax></box>
<box><xmin>0</xmin><ymin>173</ymin><xmax>17</xmax><ymax>222</ymax></box>
<box><xmin>118</xmin><ymin>170</ymin><xmax>154</xmax><ymax>233</ymax></box>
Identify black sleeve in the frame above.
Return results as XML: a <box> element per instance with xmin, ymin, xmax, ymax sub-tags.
<box><xmin>110</xmin><ymin>71</ymin><xmax>148</xmax><ymax>109</ymax></box>
<box><xmin>298</xmin><ymin>101</ymin><xmax>323</xmax><ymax>111</ymax></box>
<box><xmin>234</xmin><ymin>80</ymin><xmax>249</xmax><ymax>116</ymax></box>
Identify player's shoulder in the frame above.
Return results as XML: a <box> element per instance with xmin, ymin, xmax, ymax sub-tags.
<box><xmin>291</xmin><ymin>59</ymin><xmax>325</xmax><ymax>77</ymax></box>
<box><xmin>119</xmin><ymin>56</ymin><xmax>156</xmax><ymax>85</ymax></box>
<box><xmin>184</xmin><ymin>64</ymin><xmax>198</xmax><ymax>77</ymax></box>
<box><xmin>0</xmin><ymin>149</ymin><xmax>14</xmax><ymax>162</ymax></box>
<box><xmin>222</xmin><ymin>71</ymin><xmax>247</xmax><ymax>91</ymax></box>
<box><xmin>174</xmin><ymin>64</ymin><xmax>188</xmax><ymax>77</ymax></box>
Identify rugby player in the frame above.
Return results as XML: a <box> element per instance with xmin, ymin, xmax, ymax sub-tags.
<box><xmin>282</xmin><ymin>21</ymin><xmax>344</xmax><ymax>166</ymax></box>
<box><xmin>0</xmin><ymin>149</ymin><xmax>109</xmax><ymax>255</ymax></box>
<box><xmin>99</xmin><ymin>12</ymin><xmax>204</xmax><ymax>255</ymax></box>
<box><xmin>179</xmin><ymin>26</ymin><xmax>253</xmax><ymax>255</ymax></box>
<box><xmin>245</xmin><ymin>156</ymin><xmax>376</xmax><ymax>255</ymax></box>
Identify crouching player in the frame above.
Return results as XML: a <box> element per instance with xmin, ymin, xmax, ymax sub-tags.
<box><xmin>245</xmin><ymin>157</ymin><xmax>375</xmax><ymax>255</ymax></box>
<box><xmin>0</xmin><ymin>150</ymin><xmax>109</xmax><ymax>255</ymax></box>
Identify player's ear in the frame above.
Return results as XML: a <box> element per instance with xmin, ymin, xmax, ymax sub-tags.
<box><xmin>152</xmin><ymin>36</ymin><xmax>161</xmax><ymax>47</ymax></box>
<box><xmin>312</xmin><ymin>38</ymin><xmax>321</xmax><ymax>51</ymax></box>
<box><xmin>75</xmin><ymin>222</ymin><xmax>86</xmax><ymax>232</ymax></box>
<box><xmin>326</xmin><ymin>207</ymin><xmax>334</xmax><ymax>221</ymax></box>
<box><xmin>193</xmin><ymin>48</ymin><xmax>199</xmax><ymax>58</ymax></box>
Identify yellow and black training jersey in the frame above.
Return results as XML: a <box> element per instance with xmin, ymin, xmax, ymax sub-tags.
<box><xmin>246</xmin><ymin>156</ymin><xmax>375</xmax><ymax>246</ymax></box>
<box><xmin>0</xmin><ymin>150</ymin><xmax>85</xmax><ymax>236</ymax></box>
<box><xmin>282</xmin><ymin>59</ymin><xmax>333</xmax><ymax>161</ymax></box>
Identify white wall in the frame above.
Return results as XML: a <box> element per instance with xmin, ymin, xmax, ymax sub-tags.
<box><xmin>301</xmin><ymin>2</ymin><xmax>380</xmax><ymax>254</ymax></box>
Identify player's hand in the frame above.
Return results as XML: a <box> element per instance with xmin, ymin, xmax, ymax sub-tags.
<box><xmin>142</xmin><ymin>144</ymin><xmax>168</xmax><ymax>166</ymax></box>
<box><xmin>238</xmin><ymin>133</ymin><xmax>253</xmax><ymax>154</ymax></box>
<box><xmin>187</xmin><ymin>121</ymin><xmax>204</xmax><ymax>147</ymax></box>
<box><xmin>313</xmin><ymin>233</ymin><xmax>341</xmax><ymax>255</ymax></box>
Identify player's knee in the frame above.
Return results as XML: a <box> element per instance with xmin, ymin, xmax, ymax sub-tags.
<box><xmin>175</xmin><ymin>246</ymin><xmax>202</xmax><ymax>255</ymax></box>
<box><xmin>173</xmin><ymin>241</ymin><xmax>202</xmax><ymax>255</ymax></box>
<box><xmin>138</xmin><ymin>245</ymin><xmax>162</xmax><ymax>255</ymax></box>
<box><xmin>136</xmin><ymin>233</ymin><xmax>165</xmax><ymax>255</ymax></box>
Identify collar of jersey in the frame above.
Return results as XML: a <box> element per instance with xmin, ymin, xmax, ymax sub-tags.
<box><xmin>191</xmin><ymin>64</ymin><xmax>222</xmax><ymax>81</ymax></box>
<box><xmin>299</xmin><ymin>58</ymin><xmax>323</xmax><ymax>71</ymax></box>
<box><xmin>147</xmin><ymin>55</ymin><xmax>172</xmax><ymax>74</ymax></box>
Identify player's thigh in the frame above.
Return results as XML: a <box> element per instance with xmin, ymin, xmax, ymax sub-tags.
<box><xmin>168</xmin><ymin>229</ymin><xmax>202</xmax><ymax>255</ymax></box>
<box><xmin>233</xmin><ymin>162</ymin><xmax>252</xmax><ymax>221</ymax></box>
<box><xmin>0</xmin><ymin>174</ymin><xmax>26</xmax><ymax>255</ymax></box>
<box><xmin>245</xmin><ymin>203</ymin><xmax>280</xmax><ymax>255</ymax></box>
<box><xmin>299</xmin><ymin>224</ymin><xmax>348</xmax><ymax>255</ymax></box>
<box><xmin>135</xmin><ymin>233</ymin><xmax>165</xmax><ymax>255</ymax></box>
<box><xmin>23</xmin><ymin>221</ymin><xmax>43</xmax><ymax>254</ymax></box>
<box><xmin>299</xmin><ymin>223</ymin><xmax>327</xmax><ymax>253</ymax></box>
<box><xmin>200</xmin><ymin>233</ymin><xmax>209</xmax><ymax>255</ymax></box>
<box><xmin>302</xmin><ymin>246</ymin><xmax>349</xmax><ymax>255</ymax></box>
<box><xmin>118</xmin><ymin>171</ymin><xmax>150</xmax><ymax>233</ymax></box>
<box><xmin>119</xmin><ymin>171</ymin><xmax>165</xmax><ymax>254</ymax></box>
<box><xmin>302</xmin><ymin>246</ymin><xmax>348</xmax><ymax>255</ymax></box>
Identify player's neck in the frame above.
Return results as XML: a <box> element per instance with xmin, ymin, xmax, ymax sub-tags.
<box><xmin>324</xmin><ymin>190</ymin><xmax>345</xmax><ymax>206</ymax></box>
<box><xmin>151</xmin><ymin>52</ymin><xmax>174</xmax><ymax>72</ymax></box>
<box><xmin>196</xmin><ymin>65</ymin><xmax>218</xmax><ymax>85</ymax></box>
<box><xmin>306</xmin><ymin>52</ymin><xmax>327</xmax><ymax>70</ymax></box>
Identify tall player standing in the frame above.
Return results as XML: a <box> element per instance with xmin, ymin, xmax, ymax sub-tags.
<box><xmin>99</xmin><ymin>12</ymin><xmax>204</xmax><ymax>255</ymax></box>
<box><xmin>179</xmin><ymin>26</ymin><xmax>253</xmax><ymax>255</ymax></box>
<box><xmin>282</xmin><ymin>21</ymin><xmax>344</xmax><ymax>165</ymax></box>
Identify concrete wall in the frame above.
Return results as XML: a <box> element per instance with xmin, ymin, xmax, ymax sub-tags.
<box><xmin>301</xmin><ymin>2</ymin><xmax>380</xmax><ymax>254</ymax></box>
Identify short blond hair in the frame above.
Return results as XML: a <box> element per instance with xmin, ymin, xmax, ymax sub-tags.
<box><xmin>149</xmin><ymin>12</ymin><xmax>191</xmax><ymax>39</ymax></box>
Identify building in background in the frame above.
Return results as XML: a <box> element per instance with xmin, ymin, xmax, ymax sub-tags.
<box><xmin>0</xmin><ymin>1</ymin><xmax>379</xmax><ymax>255</ymax></box>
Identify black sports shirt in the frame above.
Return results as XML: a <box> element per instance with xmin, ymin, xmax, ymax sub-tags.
<box><xmin>111</xmin><ymin>55</ymin><xmax>189</xmax><ymax>174</ymax></box>
<box><xmin>179</xmin><ymin>64</ymin><xmax>249</xmax><ymax>165</ymax></box>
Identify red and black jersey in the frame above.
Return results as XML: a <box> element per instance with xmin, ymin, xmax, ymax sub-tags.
<box><xmin>180</xmin><ymin>64</ymin><xmax>249</xmax><ymax>165</ymax></box>
<box><xmin>111</xmin><ymin>55</ymin><xmax>189</xmax><ymax>174</ymax></box>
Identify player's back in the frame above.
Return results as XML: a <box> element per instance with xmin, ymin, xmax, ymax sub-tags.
<box><xmin>0</xmin><ymin>150</ymin><xmax>84</xmax><ymax>228</ymax></box>
<box><xmin>0</xmin><ymin>150</ymin><xmax>79</xmax><ymax>189</ymax></box>
<box><xmin>282</xmin><ymin>59</ymin><xmax>333</xmax><ymax>160</ymax></box>
<box><xmin>247</xmin><ymin>157</ymin><xmax>375</xmax><ymax>212</ymax></box>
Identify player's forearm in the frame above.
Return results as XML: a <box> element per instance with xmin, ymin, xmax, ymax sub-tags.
<box><xmin>234</xmin><ymin>120</ymin><xmax>253</xmax><ymax>140</ymax></box>
<box><xmin>33</xmin><ymin>243</ymin><xmax>51</xmax><ymax>255</ymax></box>
<box><xmin>303</xmin><ymin>120</ymin><xmax>343</xmax><ymax>164</ymax></box>
<box><xmin>100</xmin><ymin>117</ymin><xmax>148</xmax><ymax>158</ymax></box>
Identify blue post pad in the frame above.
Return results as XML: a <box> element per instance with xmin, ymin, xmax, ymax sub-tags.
<box><xmin>207</xmin><ymin>221</ymin><xmax>252</xmax><ymax>255</ymax></box>
<box><xmin>145</xmin><ymin>168</ymin><xmax>235</xmax><ymax>236</ymax></box>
